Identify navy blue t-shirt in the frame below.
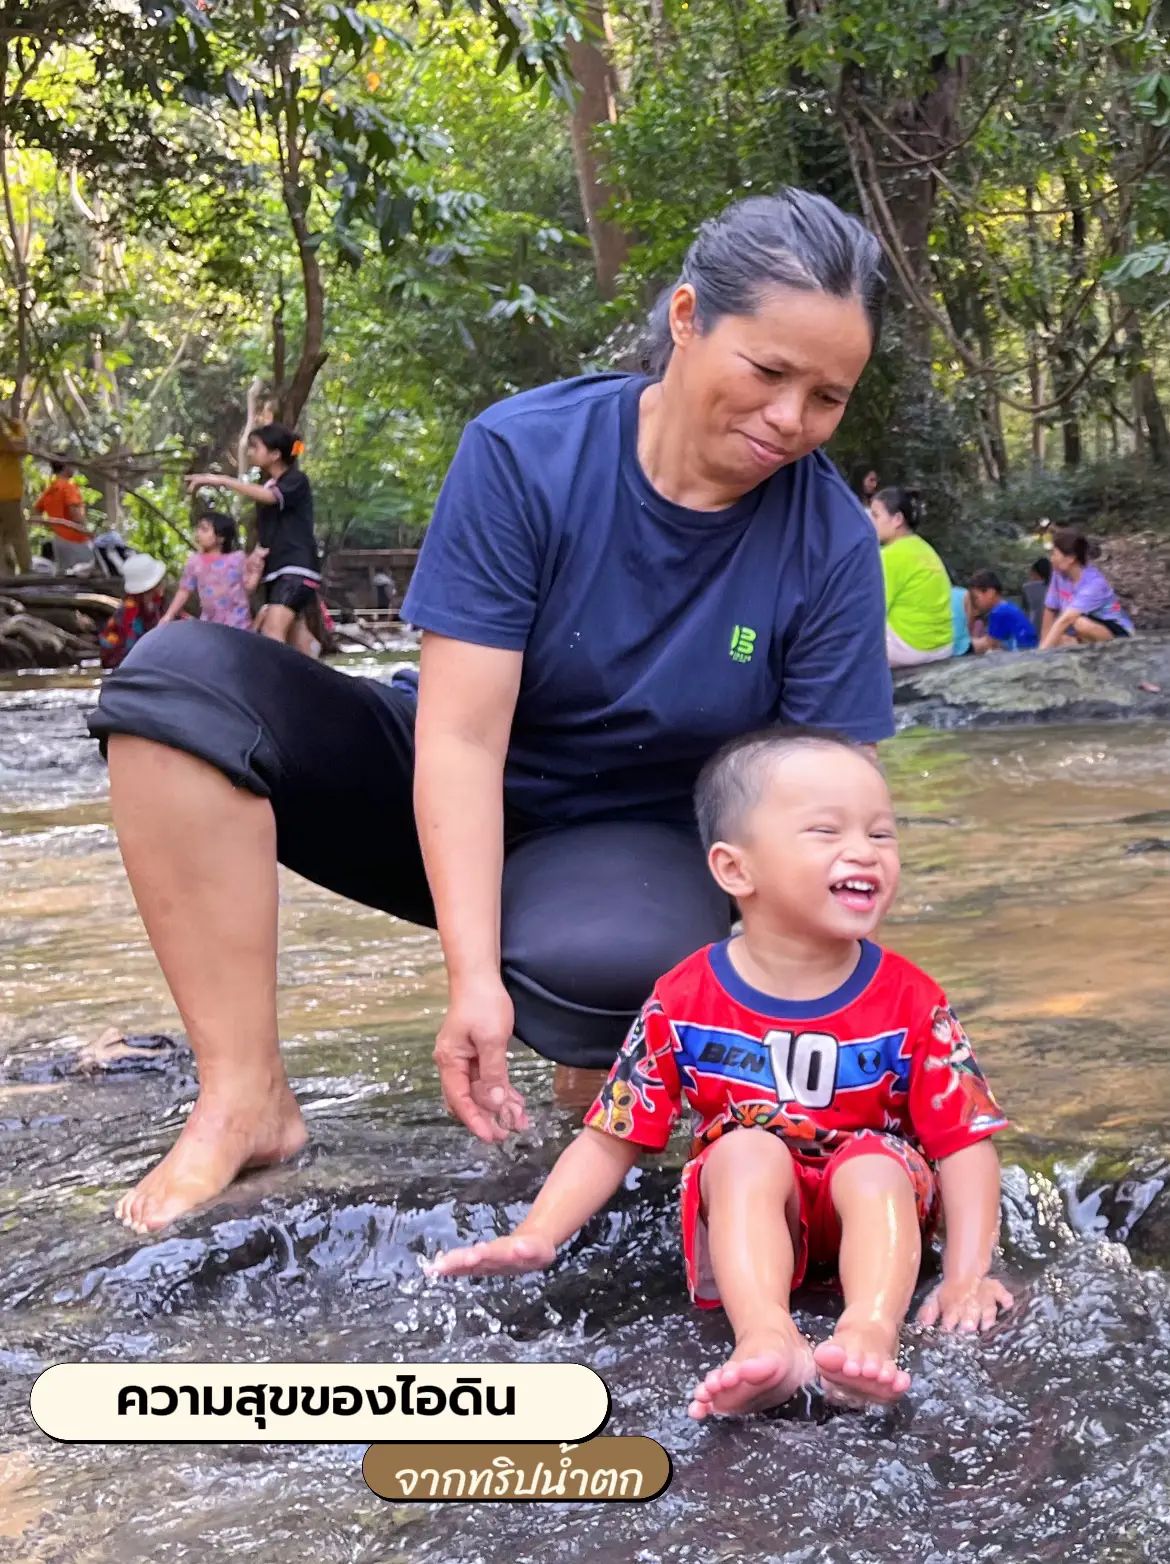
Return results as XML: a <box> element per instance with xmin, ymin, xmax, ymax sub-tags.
<box><xmin>402</xmin><ymin>374</ymin><xmax>894</xmax><ymax>827</ymax></box>
<box><xmin>986</xmin><ymin>600</ymin><xmax>1039</xmax><ymax>651</ymax></box>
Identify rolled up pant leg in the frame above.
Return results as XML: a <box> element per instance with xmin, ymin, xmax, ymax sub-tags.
<box><xmin>88</xmin><ymin>619</ymin><xmax>434</xmax><ymax>926</ymax></box>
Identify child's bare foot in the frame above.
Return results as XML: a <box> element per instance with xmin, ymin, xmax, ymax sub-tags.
<box><xmin>688</xmin><ymin>1317</ymin><xmax>816</xmax><ymax>1421</ymax></box>
<box><xmin>813</xmin><ymin>1314</ymin><xmax>910</xmax><ymax>1408</ymax></box>
<box><xmin>115</xmin><ymin>1083</ymin><xmax>307</xmax><ymax>1235</ymax></box>
<box><xmin>426</xmin><ymin>1233</ymin><xmax>556</xmax><ymax>1278</ymax></box>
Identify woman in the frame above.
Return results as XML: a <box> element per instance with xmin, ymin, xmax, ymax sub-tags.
<box><xmin>89</xmin><ymin>189</ymin><xmax>895</xmax><ymax>1234</ymax></box>
<box><xmin>185</xmin><ymin>424</ymin><xmax>321</xmax><ymax>656</ymax></box>
<box><xmin>870</xmin><ymin>486</ymin><xmax>953</xmax><ymax>668</ymax></box>
<box><xmin>1039</xmin><ymin>527</ymin><xmax>1133</xmax><ymax>649</ymax></box>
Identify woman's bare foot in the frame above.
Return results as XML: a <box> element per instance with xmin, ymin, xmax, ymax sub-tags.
<box><xmin>426</xmin><ymin>1233</ymin><xmax>557</xmax><ymax>1278</ymax></box>
<box><xmin>688</xmin><ymin>1317</ymin><xmax>816</xmax><ymax>1421</ymax></box>
<box><xmin>813</xmin><ymin>1314</ymin><xmax>911</xmax><ymax>1408</ymax></box>
<box><xmin>114</xmin><ymin>1083</ymin><xmax>307</xmax><ymax>1235</ymax></box>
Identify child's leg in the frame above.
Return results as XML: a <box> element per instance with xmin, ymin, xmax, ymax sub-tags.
<box><xmin>688</xmin><ymin>1129</ymin><xmax>816</xmax><ymax>1420</ymax></box>
<box><xmin>813</xmin><ymin>1151</ymin><xmax>922</xmax><ymax>1408</ymax></box>
<box><xmin>259</xmin><ymin>603</ymin><xmax>297</xmax><ymax>643</ymax></box>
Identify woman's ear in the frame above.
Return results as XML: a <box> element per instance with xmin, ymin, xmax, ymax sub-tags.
<box><xmin>708</xmin><ymin>841</ymin><xmax>754</xmax><ymax>900</ymax></box>
<box><xmin>668</xmin><ymin>283</ymin><xmax>698</xmax><ymax>348</ymax></box>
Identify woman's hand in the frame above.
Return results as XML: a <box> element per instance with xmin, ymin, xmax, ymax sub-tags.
<box><xmin>434</xmin><ymin>974</ymin><xmax>528</xmax><ymax>1144</ymax></box>
<box><xmin>917</xmin><ymin>1275</ymin><xmax>1013</xmax><ymax>1333</ymax></box>
<box><xmin>185</xmin><ymin>473</ymin><xmax>224</xmax><ymax>492</ymax></box>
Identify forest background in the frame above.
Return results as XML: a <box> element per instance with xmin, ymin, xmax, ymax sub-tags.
<box><xmin>6</xmin><ymin>0</ymin><xmax>1170</xmax><ymax>589</ymax></box>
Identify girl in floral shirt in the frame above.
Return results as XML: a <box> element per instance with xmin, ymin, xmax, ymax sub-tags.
<box><xmin>161</xmin><ymin>511</ymin><xmax>260</xmax><ymax>632</ymax></box>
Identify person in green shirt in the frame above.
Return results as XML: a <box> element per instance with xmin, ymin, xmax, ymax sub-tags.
<box><xmin>871</xmin><ymin>486</ymin><xmax>954</xmax><ymax>667</ymax></box>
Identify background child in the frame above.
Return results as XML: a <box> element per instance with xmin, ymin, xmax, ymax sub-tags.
<box><xmin>968</xmin><ymin>569</ymin><xmax>1039</xmax><ymax>653</ymax></box>
<box><xmin>98</xmin><ymin>553</ymin><xmax>168</xmax><ymax>670</ymax></box>
<box><xmin>430</xmin><ymin>730</ymin><xmax>1012</xmax><ymax>1417</ymax></box>
<box><xmin>160</xmin><ymin>510</ymin><xmax>258</xmax><ymax>631</ymax></box>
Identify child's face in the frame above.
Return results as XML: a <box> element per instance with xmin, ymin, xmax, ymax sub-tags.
<box><xmin>195</xmin><ymin>519</ymin><xmax>217</xmax><ymax>551</ymax></box>
<box><xmin>710</xmin><ymin>747</ymin><xmax>900</xmax><ymax>941</ymax></box>
<box><xmin>969</xmin><ymin>586</ymin><xmax>996</xmax><ymax>616</ymax></box>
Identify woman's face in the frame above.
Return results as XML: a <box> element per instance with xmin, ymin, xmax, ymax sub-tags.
<box><xmin>667</xmin><ymin>284</ymin><xmax>873</xmax><ymax>491</ymax></box>
<box><xmin>869</xmin><ymin>497</ymin><xmax>901</xmax><ymax>545</ymax></box>
<box><xmin>863</xmin><ymin>470</ymin><xmax>879</xmax><ymax>497</ymax></box>
<box><xmin>1049</xmin><ymin>546</ymin><xmax>1074</xmax><ymax>574</ymax></box>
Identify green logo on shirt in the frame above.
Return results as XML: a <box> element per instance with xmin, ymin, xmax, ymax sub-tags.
<box><xmin>729</xmin><ymin>624</ymin><xmax>757</xmax><ymax>663</ymax></box>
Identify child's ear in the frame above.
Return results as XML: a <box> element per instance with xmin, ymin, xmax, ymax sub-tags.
<box><xmin>708</xmin><ymin>841</ymin><xmax>753</xmax><ymax>899</ymax></box>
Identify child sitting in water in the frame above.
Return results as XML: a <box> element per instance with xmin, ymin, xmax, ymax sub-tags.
<box><xmin>430</xmin><ymin>730</ymin><xmax>1013</xmax><ymax>1416</ymax></box>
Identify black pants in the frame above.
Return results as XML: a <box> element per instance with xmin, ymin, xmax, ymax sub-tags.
<box><xmin>88</xmin><ymin>621</ymin><xmax>731</xmax><ymax>1069</ymax></box>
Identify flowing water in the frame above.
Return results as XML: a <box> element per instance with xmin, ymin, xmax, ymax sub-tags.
<box><xmin>2</xmin><ymin>664</ymin><xmax>1170</xmax><ymax>1563</ymax></box>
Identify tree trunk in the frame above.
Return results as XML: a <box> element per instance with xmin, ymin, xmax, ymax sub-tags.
<box><xmin>0</xmin><ymin>88</ymin><xmax>31</xmax><ymax>418</ymax></box>
<box><xmin>878</xmin><ymin>55</ymin><xmax>967</xmax><ymax>360</ymax></box>
<box><xmin>1124</xmin><ymin>313</ymin><xmax>1170</xmax><ymax>467</ymax></box>
<box><xmin>1051</xmin><ymin>179</ymin><xmax>1085</xmax><ymax>470</ymax></box>
<box><xmin>278</xmin><ymin>183</ymin><xmax>328</xmax><ymax>426</ymax></box>
<box><xmin>566</xmin><ymin>2</ymin><xmax>629</xmax><ymax>299</ymax></box>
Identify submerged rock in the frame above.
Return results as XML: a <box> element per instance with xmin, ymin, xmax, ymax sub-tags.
<box><xmin>894</xmin><ymin>634</ymin><xmax>1170</xmax><ymax>730</ymax></box>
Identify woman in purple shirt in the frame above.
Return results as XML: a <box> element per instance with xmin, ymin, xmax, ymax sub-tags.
<box><xmin>1039</xmin><ymin>527</ymin><xmax>1133</xmax><ymax>649</ymax></box>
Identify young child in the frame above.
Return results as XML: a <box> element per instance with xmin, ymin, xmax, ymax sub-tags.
<box><xmin>968</xmin><ymin>569</ymin><xmax>1039</xmax><ymax>654</ymax></box>
<box><xmin>160</xmin><ymin>510</ymin><xmax>259</xmax><ymax>631</ymax></box>
<box><xmin>430</xmin><ymin>731</ymin><xmax>1012</xmax><ymax>1416</ymax></box>
<box><xmin>98</xmin><ymin>553</ymin><xmax>168</xmax><ymax>670</ymax></box>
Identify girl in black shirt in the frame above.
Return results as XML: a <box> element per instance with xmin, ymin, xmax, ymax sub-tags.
<box><xmin>186</xmin><ymin>423</ymin><xmax>322</xmax><ymax>654</ymax></box>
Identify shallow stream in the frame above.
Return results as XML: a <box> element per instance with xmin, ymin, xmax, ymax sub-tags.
<box><xmin>2</xmin><ymin>664</ymin><xmax>1169</xmax><ymax>1562</ymax></box>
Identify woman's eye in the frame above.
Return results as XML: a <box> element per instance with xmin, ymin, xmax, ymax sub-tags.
<box><xmin>753</xmin><ymin>362</ymin><xmax>783</xmax><ymax>380</ymax></box>
<box><xmin>818</xmin><ymin>392</ymin><xmax>845</xmax><ymax>408</ymax></box>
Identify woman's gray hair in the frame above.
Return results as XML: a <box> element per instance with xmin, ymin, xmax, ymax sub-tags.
<box><xmin>641</xmin><ymin>189</ymin><xmax>886</xmax><ymax>376</ymax></box>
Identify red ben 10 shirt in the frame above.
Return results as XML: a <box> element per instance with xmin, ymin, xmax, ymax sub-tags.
<box><xmin>585</xmin><ymin>939</ymin><xmax>1008</xmax><ymax>1166</ymax></box>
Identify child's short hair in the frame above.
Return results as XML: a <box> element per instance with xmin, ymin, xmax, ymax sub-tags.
<box><xmin>969</xmin><ymin>568</ymin><xmax>1002</xmax><ymax>594</ymax></box>
<box><xmin>694</xmin><ymin>727</ymin><xmax>869</xmax><ymax>851</ymax></box>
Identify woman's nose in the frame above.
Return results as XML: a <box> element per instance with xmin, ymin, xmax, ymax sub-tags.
<box><xmin>763</xmin><ymin>389</ymin><xmax>804</xmax><ymax>438</ymax></box>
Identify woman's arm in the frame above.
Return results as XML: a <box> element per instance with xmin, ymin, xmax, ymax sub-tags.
<box><xmin>414</xmin><ymin>631</ymin><xmax>528</xmax><ymax>1144</ymax></box>
<box><xmin>1039</xmin><ymin>606</ymin><xmax>1078</xmax><ymax>650</ymax></box>
<box><xmin>185</xmin><ymin>473</ymin><xmax>278</xmax><ymax>506</ymax></box>
<box><xmin>428</xmin><ymin>1128</ymin><xmax>642</xmax><ymax>1276</ymax></box>
<box><xmin>916</xmin><ymin>1140</ymin><xmax>1013</xmax><ymax>1331</ymax></box>
<box><xmin>159</xmin><ymin>586</ymin><xmax>192</xmax><ymax>624</ymax></box>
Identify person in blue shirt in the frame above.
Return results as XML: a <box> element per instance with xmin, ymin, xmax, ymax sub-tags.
<box><xmin>88</xmin><ymin>189</ymin><xmax>895</xmax><ymax>1235</ymax></box>
<box><xmin>968</xmin><ymin>569</ymin><xmax>1040</xmax><ymax>653</ymax></box>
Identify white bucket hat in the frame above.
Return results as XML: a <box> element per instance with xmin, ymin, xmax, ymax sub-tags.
<box><xmin>121</xmin><ymin>554</ymin><xmax>166</xmax><ymax>595</ymax></box>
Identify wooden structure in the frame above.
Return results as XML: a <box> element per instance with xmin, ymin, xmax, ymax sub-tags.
<box><xmin>321</xmin><ymin>548</ymin><xmax>419</xmax><ymax>616</ymax></box>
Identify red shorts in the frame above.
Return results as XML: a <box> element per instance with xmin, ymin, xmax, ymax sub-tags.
<box><xmin>679</xmin><ymin>1130</ymin><xmax>938</xmax><ymax>1309</ymax></box>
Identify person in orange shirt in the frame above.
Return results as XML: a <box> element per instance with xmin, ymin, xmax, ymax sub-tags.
<box><xmin>34</xmin><ymin>460</ymin><xmax>88</xmax><ymax>534</ymax></box>
<box><xmin>0</xmin><ymin>412</ymin><xmax>30</xmax><ymax>575</ymax></box>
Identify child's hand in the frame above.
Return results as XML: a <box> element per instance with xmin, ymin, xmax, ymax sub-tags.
<box><xmin>424</xmin><ymin>1233</ymin><xmax>556</xmax><ymax>1280</ymax></box>
<box><xmin>917</xmin><ymin>1275</ymin><xmax>1013</xmax><ymax>1333</ymax></box>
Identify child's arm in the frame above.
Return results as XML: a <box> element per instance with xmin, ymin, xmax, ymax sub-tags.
<box><xmin>917</xmin><ymin>1140</ymin><xmax>1013</xmax><ymax>1332</ymax></box>
<box><xmin>243</xmin><ymin>547</ymin><xmax>268</xmax><ymax>592</ymax></box>
<box><xmin>159</xmin><ymin>586</ymin><xmax>192</xmax><ymax>624</ymax></box>
<box><xmin>428</xmin><ymin>1127</ymin><xmax>642</xmax><ymax>1278</ymax></box>
<box><xmin>186</xmin><ymin>472</ymin><xmax>279</xmax><ymax>506</ymax></box>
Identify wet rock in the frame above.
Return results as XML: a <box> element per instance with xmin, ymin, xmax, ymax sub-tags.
<box><xmin>894</xmin><ymin>634</ymin><xmax>1170</xmax><ymax>730</ymax></box>
<box><xmin>1</xmin><ymin>1031</ymin><xmax>186</xmax><ymax>1083</ymax></box>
